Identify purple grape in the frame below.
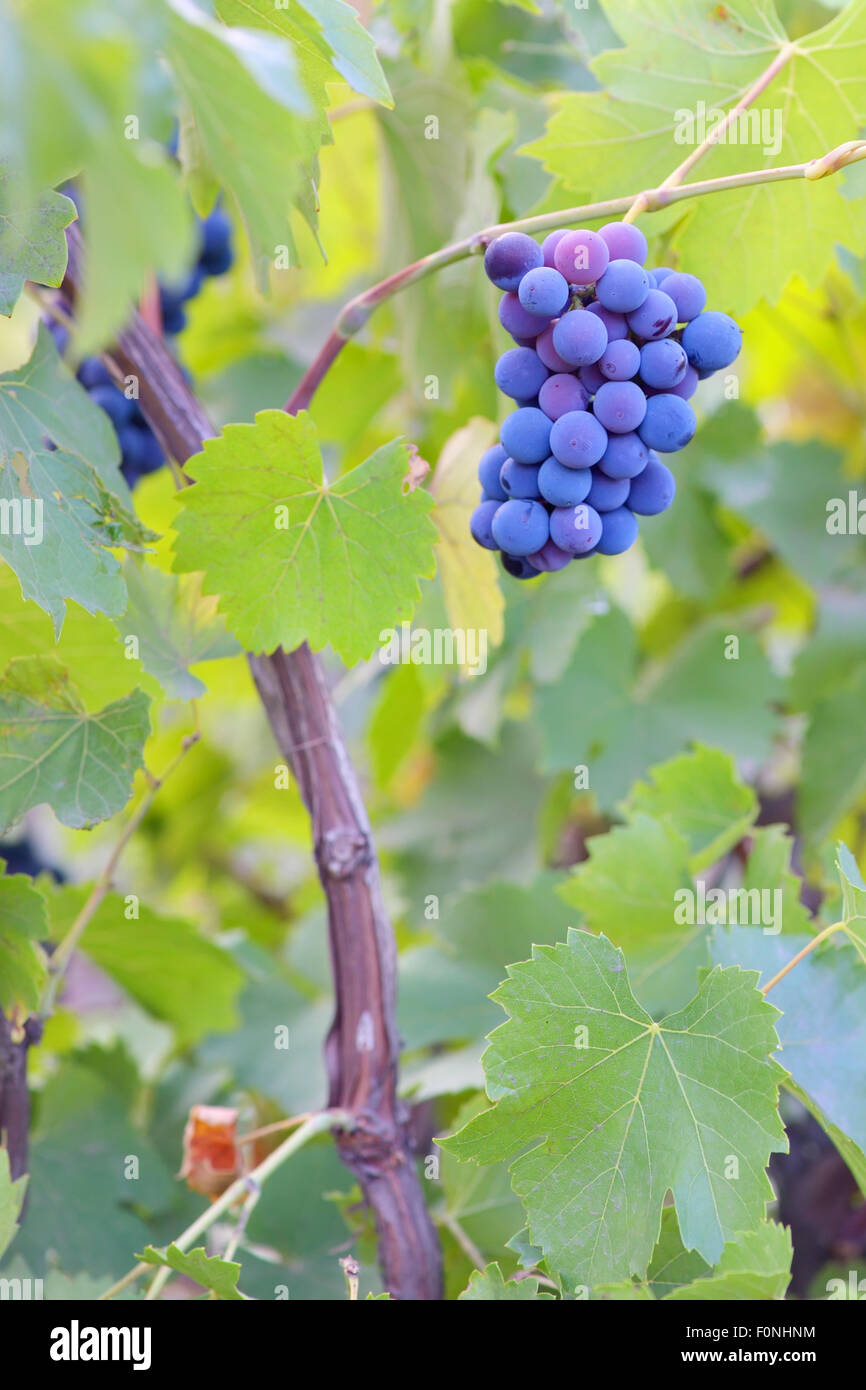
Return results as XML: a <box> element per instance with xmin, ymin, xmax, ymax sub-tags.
<box><xmin>668</xmin><ymin>364</ymin><xmax>699</xmax><ymax>400</ymax></box>
<box><xmin>470</xmin><ymin>500</ymin><xmax>501</xmax><ymax>549</ymax></box>
<box><xmin>501</xmin><ymin>554</ymin><xmax>542</xmax><ymax>580</ymax></box>
<box><xmin>595</xmin><ymin>259</ymin><xmax>651</xmax><ymax>313</ymax></box>
<box><xmin>579</xmin><ymin>362</ymin><xmax>606</xmax><ymax>396</ymax></box>
<box><xmin>596</xmin><ymin>506</ymin><xmax>639</xmax><ymax>555</ymax></box>
<box><xmin>484</xmin><ymin>232</ymin><xmax>543</xmax><ymax>291</ymax></box>
<box><xmin>598</xmin><ymin>222</ymin><xmax>648</xmax><ymax>265</ymax></box>
<box><xmin>639</xmin><ymin>338</ymin><xmax>688</xmax><ymax>389</ymax></box>
<box><xmin>494</xmin><ymin>347</ymin><xmax>549</xmax><ymax>400</ymax></box>
<box><xmin>552</xmin><ymin>309</ymin><xmax>608</xmax><ymax>367</ymax></box>
<box><xmin>627</xmin><ymin>288</ymin><xmax>678</xmax><ymax>340</ymax></box>
<box><xmin>499</xmin><ymin>292</ymin><xmax>549</xmax><ymax>340</ymax></box>
<box><xmin>627</xmin><ymin>453</ymin><xmax>676</xmax><ymax>515</ymax></box>
<box><xmin>587</xmin><ymin>302</ymin><xmax>628</xmax><ymax>341</ymax></box>
<box><xmin>518</xmin><ymin>266</ymin><xmax>570</xmax><ymax>318</ymax></box>
<box><xmin>592</xmin><ymin>380</ymin><xmax>647</xmax><ymax>434</ymax></box>
<box><xmin>650</xmin><ymin>266</ymin><xmax>675</xmax><ymax>286</ymax></box>
<box><xmin>681</xmin><ymin>311</ymin><xmax>742</xmax><ymax>371</ymax></box>
<box><xmin>638</xmin><ymin>393</ymin><xmax>697</xmax><ymax>451</ymax></box>
<box><xmin>586</xmin><ymin>469</ymin><xmax>630</xmax><ymax>512</ymax></box>
<box><xmin>538</xmin><ymin>373</ymin><xmax>590</xmax><ymax>420</ymax></box>
<box><xmin>90</xmin><ymin>383</ymin><xmax>135</xmax><ymax>427</ymax></box>
<box><xmin>549</xmin><ymin>502</ymin><xmax>603</xmax><ymax>555</ymax></box>
<box><xmin>528</xmin><ymin>538</ymin><xmax>573</xmax><ymax>572</ymax></box>
<box><xmin>599</xmin><ymin>339</ymin><xmax>640</xmax><ymax>382</ymax></box>
<box><xmin>541</xmin><ymin>229</ymin><xmax>569</xmax><ymax>268</ymax></box>
<box><xmin>549</xmin><ymin>410</ymin><xmax>608</xmax><ymax>468</ymax></box>
<box><xmin>600</xmin><ymin>432</ymin><xmax>648</xmax><ymax>479</ymax></box>
<box><xmin>535</xmin><ymin>324</ymin><xmax>573</xmax><ymax>372</ymax></box>
<box><xmin>478</xmin><ymin>443</ymin><xmax>508</xmax><ymax>499</ymax></box>
<box><xmin>554</xmin><ymin>229</ymin><xmax>610</xmax><ymax>286</ymax></box>
<box><xmin>661</xmin><ymin>272</ymin><xmax>707</xmax><ymax>323</ymax></box>
<box><xmin>491</xmin><ymin>498</ymin><xmax>550</xmax><ymax>555</ymax></box>
<box><xmin>199</xmin><ymin>208</ymin><xmax>234</xmax><ymax>275</ymax></box>
<box><xmin>500</xmin><ymin>457</ymin><xmax>542</xmax><ymax>499</ymax></box>
<box><xmin>538</xmin><ymin>457</ymin><xmax>593</xmax><ymax>506</ymax></box>
<box><xmin>500</xmin><ymin>406</ymin><xmax>552</xmax><ymax>464</ymax></box>
<box><xmin>77</xmin><ymin>357</ymin><xmax>112</xmax><ymax>390</ymax></box>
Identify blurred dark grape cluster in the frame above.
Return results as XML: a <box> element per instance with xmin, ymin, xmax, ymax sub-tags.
<box><xmin>46</xmin><ymin>206</ymin><xmax>233</xmax><ymax>488</ymax></box>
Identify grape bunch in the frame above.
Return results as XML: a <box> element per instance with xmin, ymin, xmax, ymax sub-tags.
<box><xmin>48</xmin><ymin>207</ymin><xmax>234</xmax><ymax>488</ymax></box>
<box><xmin>472</xmin><ymin>221</ymin><xmax>742</xmax><ymax>578</ymax></box>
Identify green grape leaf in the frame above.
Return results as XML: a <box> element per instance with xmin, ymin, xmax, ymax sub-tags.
<box><xmin>799</xmin><ymin>665</ymin><xmax>866</xmax><ymax>840</ymax></box>
<box><xmin>665</xmin><ymin>1222</ymin><xmax>792</xmax><ymax>1301</ymax></box>
<box><xmin>11</xmin><ymin>1060</ymin><xmax>176</xmax><ymax>1279</ymax></box>
<box><xmin>172</xmin><ymin>410</ymin><xmax>437</xmax><ymax>664</ymax></box>
<box><xmin>0</xmin><ymin>657</ymin><xmax>150</xmax><ymax>832</ymax></box>
<box><xmin>0</xmin><ymin>178</ymin><xmax>76</xmax><ymax>315</ymax></box>
<box><xmin>137</xmin><ymin>1244</ymin><xmax>245</xmax><ymax>1300</ymax></box>
<box><xmin>534</xmin><ymin>607</ymin><xmax>781</xmax><ymax>807</ymax></box>
<box><xmin>0</xmin><ymin>327</ymin><xmax>154</xmax><ymax>632</ymax></box>
<box><xmin>624</xmin><ymin>745</ymin><xmax>758</xmax><ymax>874</ymax></box>
<box><xmin>219</xmin><ymin>0</ymin><xmax>391</xmax><ymax>106</ymax></box>
<box><xmin>712</xmin><ymin>925</ymin><xmax>866</xmax><ymax>1188</ymax></box>
<box><xmin>441</xmin><ymin>930</ymin><xmax>786</xmax><ymax>1290</ymax></box>
<box><xmin>115</xmin><ymin>561</ymin><xmax>240</xmax><ymax>700</ymax></box>
<box><xmin>458</xmin><ymin>1262</ymin><xmax>548</xmax><ymax>1301</ymax></box>
<box><xmin>167</xmin><ymin>0</ymin><xmax>312</xmax><ymax>277</ymax></box>
<box><xmin>0</xmin><ymin>1150</ymin><xmax>27</xmax><ymax>1262</ymax></box>
<box><xmin>523</xmin><ymin>0</ymin><xmax>866</xmax><ymax>311</ymax></box>
<box><xmin>48</xmin><ymin>888</ymin><xmax>243</xmax><ymax>1046</ymax></box>
<box><xmin>0</xmin><ymin>868</ymin><xmax>48</xmax><ymax>1013</ymax></box>
<box><xmin>698</xmin><ymin>438</ymin><xmax>861</xmax><ymax>588</ymax></box>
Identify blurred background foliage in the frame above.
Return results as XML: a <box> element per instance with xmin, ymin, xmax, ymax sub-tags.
<box><xmin>1</xmin><ymin>0</ymin><xmax>866</xmax><ymax>1299</ymax></box>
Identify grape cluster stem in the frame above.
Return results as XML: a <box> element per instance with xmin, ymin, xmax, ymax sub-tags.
<box><xmin>285</xmin><ymin>139</ymin><xmax>866</xmax><ymax>416</ymax></box>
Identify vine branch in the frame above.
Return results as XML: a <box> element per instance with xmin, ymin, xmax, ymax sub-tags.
<box><xmin>60</xmin><ymin>224</ymin><xmax>443</xmax><ymax>1302</ymax></box>
<box><xmin>285</xmin><ymin>139</ymin><xmax>866</xmax><ymax>414</ymax></box>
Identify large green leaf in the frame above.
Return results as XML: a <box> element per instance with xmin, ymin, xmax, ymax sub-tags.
<box><xmin>218</xmin><ymin>0</ymin><xmax>392</xmax><ymax>106</ymax></box>
<box><xmin>0</xmin><ymin>327</ymin><xmax>153</xmax><ymax>632</ymax></box>
<box><xmin>172</xmin><ymin>410</ymin><xmax>437</xmax><ymax>663</ymax></box>
<box><xmin>0</xmin><ymin>657</ymin><xmax>150</xmax><ymax>832</ymax></box>
<box><xmin>523</xmin><ymin>0</ymin><xmax>866</xmax><ymax>310</ymax></box>
<box><xmin>167</xmin><ymin>0</ymin><xmax>311</xmax><ymax>276</ymax></box>
<box><xmin>0</xmin><ymin>868</ymin><xmax>48</xmax><ymax>1013</ymax></box>
<box><xmin>49</xmin><ymin>888</ymin><xmax>243</xmax><ymax>1046</ymax></box>
<box><xmin>441</xmin><ymin>930</ymin><xmax>786</xmax><ymax>1289</ymax></box>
